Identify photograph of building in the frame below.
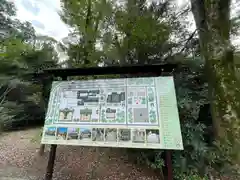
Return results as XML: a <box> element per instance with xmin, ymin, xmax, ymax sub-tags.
<box><xmin>44</xmin><ymin>127</ymin><xmax>56</xmax><ymax>140</ymax></box>
<box><xmin>105</xmin><ymin>128</ymin><xmax>117</xmax><ymax>142</ymax></box>
<box><xmin>146</xmin><ymin>129</ymin><xmax>160</xmax><ymax>143</ymax></box>
<box><xmin>67</xmin><ymin>128</ymin><xmax>80</xmax><ymax>140</ymax></box>
<box><xmin>79</xmin><ymin>128</ymin><xmax>92</xmax><ymax>142</ymax></box>
<box><xmin>118</xmin><ymin>129</ymin><xmax>131</xmax><ymax>142</ymax></box>
<box><xmin>92</xmin><ymin>128</ymin><xmax>104</xmax><ymax>141</ymax></box>
<box><xmin>132</xmin><ymin>129</ymin><xmax>146</xmax><ymax>143</ymax></box>
<box><xmin>56</xmin><ymin>127</ymin><xmax>68</xmax><ymax>140</ymax></box>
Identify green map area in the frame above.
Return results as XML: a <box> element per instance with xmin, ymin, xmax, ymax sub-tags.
<box><xmin>42</xmin><ymin>76</ymin><xmax>183</xmax><ymax>150</ymax></box>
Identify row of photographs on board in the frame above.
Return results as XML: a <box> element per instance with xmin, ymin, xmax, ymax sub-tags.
<box><xmin>42</xmin><ymin>126</ymin><xmax>161</xmax><ymax>144</ymax></box>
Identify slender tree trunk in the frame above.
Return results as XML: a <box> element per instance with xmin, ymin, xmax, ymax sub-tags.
<box><xmin>191</xmin><ymin>0</ymin><xmax>240</xmax><ymax>163</ymax></box>
<box><xmin>83</xmin><ymin>0</ymin><xmax>92</xmax><ymax>66</ymax></box>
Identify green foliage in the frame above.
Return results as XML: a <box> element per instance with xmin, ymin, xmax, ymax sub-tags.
<box><xmin>173</xmin><ymin>170</ymin><xmax>209</xmax><ymax>180</ymax></box>
<box><xmin>105</xmin><ymin>0</ymin><xmax>186</xmax><ymax>65</ymax></box>
<box><xmin>60</xmin><ymin>0</ymin><xmax>190</xmax><ymax>67</ymax></box>
<box><xmin>172</xmin><ymin>122</ymin><xmax>211</xmax><ymax>178</ymax></box>
<box><xmin>0</xmin><ymin>0</ymin><xmax>36</xmax><ymax>41</ymax></box>
<box><xmin>0</xmin><ymin>101</ymin><xmax>24</xmax><ymax>128</ymax></box>
<box><xmin>60</xmin><ymin>0</ymin><xmax>113</xmax><ymax>66</ymax></box>
<box><xmin>0</xmin><ymin>0</ymin><xmax>59</xmax><ymax>130</ymax></box>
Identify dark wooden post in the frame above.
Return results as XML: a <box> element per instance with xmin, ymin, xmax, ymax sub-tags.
<box><xmin>39</xmin><ymin>73</ymin><xmax>53</xmax><ymax>156</ymax></box>
<box><xmin>45</xmin><ymin>144</ymin><xmax>57</xmax><ymax>180</ymax></box>
<box><xmin>165</xmin><ymin>151</ymin><xmax>173</xmax><ymax>180</ymax></box>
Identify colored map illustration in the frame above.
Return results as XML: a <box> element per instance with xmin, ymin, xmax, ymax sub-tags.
<box><xmin>45</xmin><ymin>78</ymin><xmax>158</xmax><ymax>125</ymax></box>
<box><xmin>42</xmin><ymin>77</ymin><xmax>183</xmax><ymax>150</ymax></box>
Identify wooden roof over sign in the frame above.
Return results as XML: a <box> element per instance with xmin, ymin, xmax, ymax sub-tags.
<box><xmin>28</xmin><ymin>64</ymin><xmax>178</xmax><ymax>79</ymax></box>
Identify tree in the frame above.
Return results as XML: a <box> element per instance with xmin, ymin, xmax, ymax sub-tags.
<box><xmin>60</xmin><ymin>0</ymin><xmax>191</xmax><ymax>67</ymax></box>
<box><xmin>0</xmin><ymin>0</ymin><xmax>59</xmax><ymax>132</ymax></box>
<box><xmin>100</xmin><ymin>0</ymin><xmax>195</xmax><ymax>67</ymax></box>
<box><xmin>60</xmin><ymin>0</ymin><xmax>113</xmax><ymax>67</ymax></box>
<box><xmin>190</xmin><ymin>0</ymin><xmax>240</xmax><ymax>164</ymax></box>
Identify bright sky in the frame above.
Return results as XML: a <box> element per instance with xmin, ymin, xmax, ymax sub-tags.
<box><xmin>11</xmin><ymin>0</ymin><xmax>69</xmax><ymax>41</ymax></box>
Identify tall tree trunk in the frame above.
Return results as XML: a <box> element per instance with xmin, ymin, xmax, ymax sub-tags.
<box><xmin>83</xmin><ymin>0</ymin><xmax>92</xmax><ymax>66</ymax></box>
<box><xmin>191</xmin><ymin>0</ymin><xmax>240</xmax><ymax>163</ymax></box>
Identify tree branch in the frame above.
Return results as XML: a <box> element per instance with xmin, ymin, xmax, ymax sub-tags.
<box><xmin>162</xmin><ymin>29</ymin><xmax>198</xmax><ymax>62</ymax></box>
<box><xmin>0</xmin><ymin>86</ymin><xmax>14</xmax><ymax>105</ymax></box>
<box><xmin>179</xmin><ymin>29</ymin><xmax>198</xmax><ymax>54</ymax></box>
<box><xmin>175</xmin><ymin>5</ymin><xmax>191</xmax><ymax>20</ymax></box>
<box><xmin>190</xmin><ymin>0</ymin><xmax>208</xmax><ymax>44</ymax></box>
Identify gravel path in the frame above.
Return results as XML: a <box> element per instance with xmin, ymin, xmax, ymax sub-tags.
<box><xmin>0</xmin><ymin>128</ymin><xmax>161</xmax><ymax>180</ymax></box>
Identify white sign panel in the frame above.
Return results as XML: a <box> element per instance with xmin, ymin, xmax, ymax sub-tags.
<box><xmin>41</xmin><ymin>77</ymin><xmax>183</xmax><ymax>150</ymax></box>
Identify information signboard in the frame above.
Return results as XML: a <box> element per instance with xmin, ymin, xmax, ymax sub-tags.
<box><xmin>41</xmin><ymin>76</ymin><xmax>183</xmax><ymax>150</ymax></box>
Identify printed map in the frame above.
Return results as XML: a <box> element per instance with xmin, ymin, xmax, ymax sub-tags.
<box><xmin>41</xmin><ymin>77</ymin><xmax>183</xmax><ymax>150</ymax></box>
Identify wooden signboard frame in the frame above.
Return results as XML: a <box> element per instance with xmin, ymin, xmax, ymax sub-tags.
<box><xmin>35</xmin><ymin>64</ymin><xmax>179</xmax><ymax>180</ymax></box>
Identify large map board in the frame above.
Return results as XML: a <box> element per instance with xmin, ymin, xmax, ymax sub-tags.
<box><xmin>41</xmin><ymin>76</ymin><xmax>183</xmax><ymax>150</ymax></box>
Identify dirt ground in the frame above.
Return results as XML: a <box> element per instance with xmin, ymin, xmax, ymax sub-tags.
<box><xmin>0</xmin><ymin>128</ymin><xmax>161</xmax><ymax>180</ymax></box>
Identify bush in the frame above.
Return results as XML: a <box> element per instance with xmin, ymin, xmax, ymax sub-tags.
<box><xmin>0</xmin><ymin>84</ymin><xmax>45</xmax><ymax>131</ymax></box>
<box><xmin>173</xmin><ymin>171</ymin><xmax>208</xmax><ymax>180</ymax></box>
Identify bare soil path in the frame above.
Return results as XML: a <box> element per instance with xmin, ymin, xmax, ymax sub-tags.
<box><xmin>0</xmin><ymin>128</ymin><xmax>161</xmax><ymax>180</ymax></box>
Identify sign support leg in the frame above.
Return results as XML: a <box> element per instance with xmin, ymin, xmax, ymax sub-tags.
<box><xmin>39</xmin><ymin>74</ymin><xmax>53</xmax><ymax>156</ymax></box>
<box><xmin>45</xmin><ymin>144</ymin><xmax>57</xmax><ymax>180</ymax></box>
<box><xmin>166</xmin><ymin>150</ymin><xmax>173</xmax><ymax>180</ymax></box>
